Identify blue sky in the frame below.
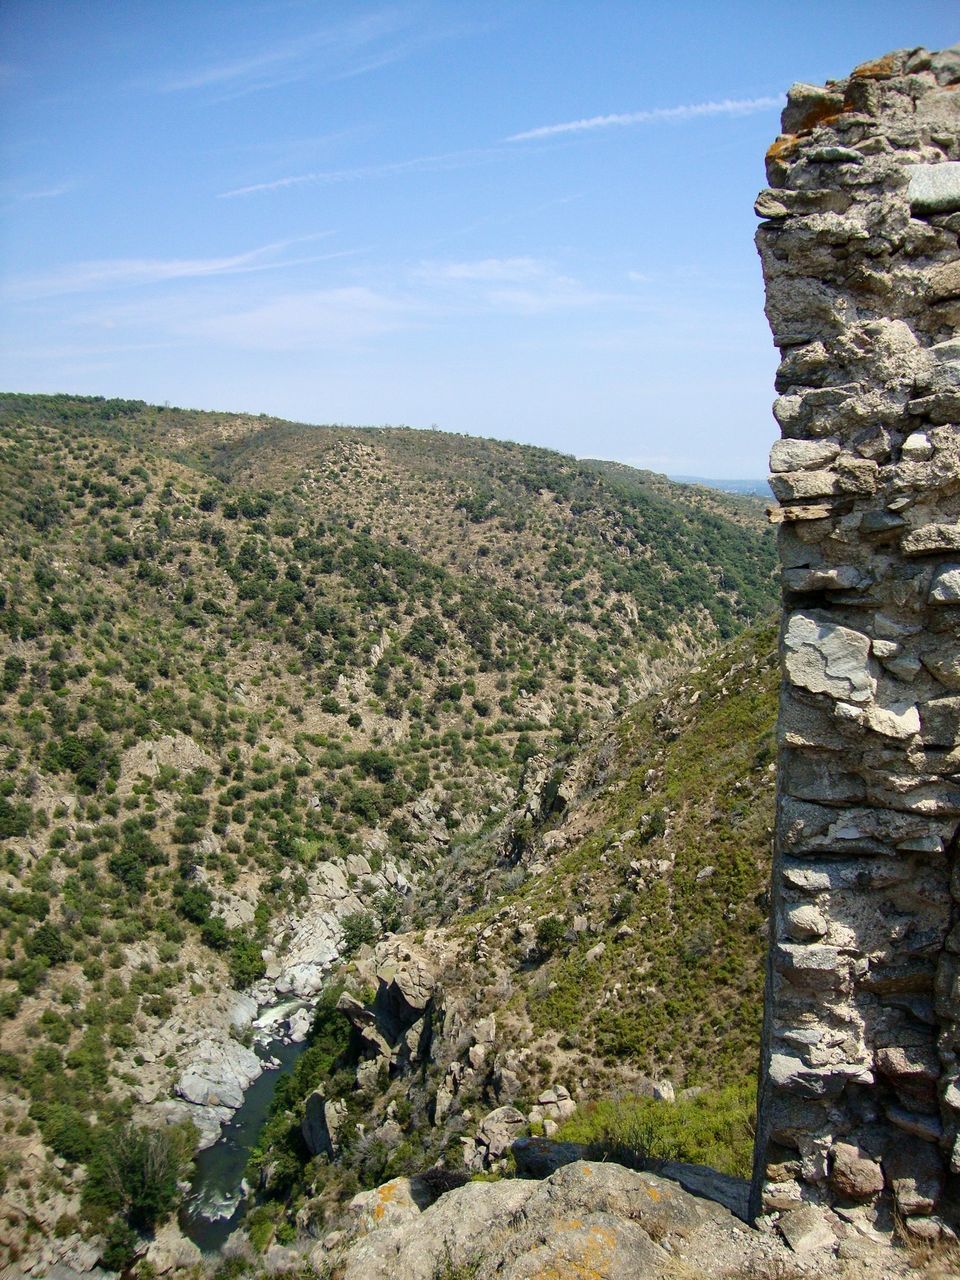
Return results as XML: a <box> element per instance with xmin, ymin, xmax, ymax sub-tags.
<box><xmin>1</xmin><ymin>2</ymin><xmax>957</xmax><ymax>477</ymax></box>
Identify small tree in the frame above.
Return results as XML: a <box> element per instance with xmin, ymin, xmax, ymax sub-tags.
<box><xmin>84</xmin><ymin>1122</ymin><xmax>193</xmax><ymax>1232</ymax></box>
<box><xmin>534</xmin><ymin>915</ymin><xmax>566</xmax><ymax>957</ymax></box>
<box><xmin>27</xmin><ymin>923</ymin><xmax>69</xmax><ymax>965</ymax></box>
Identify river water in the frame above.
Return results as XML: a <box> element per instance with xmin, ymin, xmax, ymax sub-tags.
<box><xmin>179</xmin><ymin>1032</ymin><xmax>310</xmax><ymax>1252</ymax></box>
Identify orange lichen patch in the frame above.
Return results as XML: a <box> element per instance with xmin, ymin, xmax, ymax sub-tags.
<box><xmin>578</xmin><ymin>1163</ymin><xmax>592</xmax><ymax>1176</ymax></box>
<box><xmin>531</xmin><ymin>1265</ymin><xmax>605</xmax><ymax>1280</ymax></box>
<box><xmin>371</xmin><ymin>1179</ymin><xmax>401</xmax><ymax>1221</ymax></box>
<box><xmin>530</xmin><ymin>1225</ymin><xmax>618</xmax><ymax>1280</ymax></box>
<box><xmin>851</xmin><ymin>53</ymin><xmax>901</xmax><ymax>80</ymax></box>
<box><xmin>644</xmin><ymin>1184</ymin><xmax>661</xmax><ymax>1202</ymax></box>
<box><xmin>793</xmin><ymin>105</ymin><xmax>843</xmax><ymax>134</ymax></box>
<box><xmin>766</xmin><ymin>134</ymin><xmax>799</xmax><ymax>164</ymax></box>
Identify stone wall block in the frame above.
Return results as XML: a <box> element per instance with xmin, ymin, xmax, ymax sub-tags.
<box><xmin>753</xmin><ymin>44</ymin><xmax>960</xmax><ymax>1231</ymax></box>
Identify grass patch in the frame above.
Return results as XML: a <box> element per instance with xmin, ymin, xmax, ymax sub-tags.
<box><xmin>555</xmin><ymin>1081</ymin><xmax>755</xmax><ymax>1178</ymax></box>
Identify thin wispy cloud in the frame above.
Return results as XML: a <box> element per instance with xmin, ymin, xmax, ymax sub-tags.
<box><xmin>0</xmin><ymin>179</ymin><xmax>77</xmax><ymax>204</ymax></box>
<box><xmin>162</xmin><ymin>47</ymin><xmax>300</xmax><ymax>93</ymax></box>
<box><xmin>153</xmin><ymin>9</ymin><xmax>480</xmax><ymax>99</ymax></box>
<box><xmin>218</xmin><ymin>146</ymin><xmax>508</xmax><ymax>198</ymax></box>
<box><xmin>188</xmin><ymin>287</ymin><xmax>415</xmax><ymax>349</ymax></box>
<box><xmin>7</xmin><ymin>234</ymin><xmax>337</xmax><ymax>299</ymax></box>
<box><xmin>506</xmin><ymin>95</ymin><xmax>784</xmax><ymax>142</ymax></box>
<box><xmin>223</xmin><ymin>95</ymin><xmax>783</xmax><ymax>199</ymax></box>
<box><xmin>37</xmin><ymin>254</ymin><xmax>631</xmax><ymax>360</ymax></box>
<box><xmin>21</xmin><ymin>181</ymin><xmax>76</xmax><ymax>201</ymax></box>
<box><xmin>157</xmin><ymin>10</ymin><xmax>409</xmax><ymax>94</ymax></box>
<box><xmin>415</xmin><ymin>257</ymin><xmax>546</xmax><ymax>283</ymax></box>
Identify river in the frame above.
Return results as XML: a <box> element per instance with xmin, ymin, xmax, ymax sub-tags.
<box><xmin>179</xmin><ymin>1027</ymin><xmax>311</xmax><ymax>1252</ymax></box>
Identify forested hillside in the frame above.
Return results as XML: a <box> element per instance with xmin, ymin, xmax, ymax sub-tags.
<box><xmin>0</xmin><ymin>393</ymin><xmax>776</xmax><ymax>1268</ymax></box>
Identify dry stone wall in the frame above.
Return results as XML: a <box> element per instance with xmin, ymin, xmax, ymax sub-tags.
<box><xmin>752</xmin><ymin>46</ymin><xmax>960</xmax><ymax>1240</ymax></box>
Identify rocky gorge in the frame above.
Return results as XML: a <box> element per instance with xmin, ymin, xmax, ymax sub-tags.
<box><xmin>151</xmin><ymin>847</ymin><xmax>415</xmax><ymax>1152</ymax></box>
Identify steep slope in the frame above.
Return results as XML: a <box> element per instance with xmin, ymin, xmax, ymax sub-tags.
<box><xmin>243</xmin><ymin>622</ymin><xmax>779</xmax><ymax>1245</ymax></box>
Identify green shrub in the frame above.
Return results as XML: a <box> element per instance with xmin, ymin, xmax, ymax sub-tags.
<box><xmin>37</xmin><ymin>1103</ymin><xmax>95</xmax><ymax>1162</ymax></box>
<box><xmin>0</xmin><ymin>796</ymin><xmax>31</xmax><ymax>838</ymax></box>
<box><xmin>201</xmin><ymin>917</ymin><xmax>229</xmax><ymax>950</ymax></box>
<box><xmin>27</xmin><ymin>923</ymin><xmax>69</xmax><ymax>965</ymax></box>
<box><xmin>101</xmin><ymin>1218</ymin><xmax>139</xmax><ymax>1270</ymax></box>
<box><xmin>534</xmin><ymin>915</ymin><xmax>566</xmax><ymax>956</ymax></box>
<box><xmin>228</xmin><ymin>937</ymin><xmax>266</xmax><ymax>988</ymax></box>
<box><xmin>340</xmin><ymin>911</ymin><xmax>378</xmax><ymax>956</ymax></box>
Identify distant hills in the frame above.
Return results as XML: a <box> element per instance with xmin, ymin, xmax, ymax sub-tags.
<box><xmin>668</xmin><ymin>475</ymin><xmax>771</xmax><ymax>498</ymax></box>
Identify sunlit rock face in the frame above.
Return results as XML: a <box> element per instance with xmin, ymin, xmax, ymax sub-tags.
<box><xmin>752</xmin><ymin>45</ymin><xmax>960</xmax><ymax>1239</ymax></box>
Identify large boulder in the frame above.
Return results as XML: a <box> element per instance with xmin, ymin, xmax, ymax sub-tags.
<box><xmin>494</xmin><ymin>1214</ymin><xmax>663</xmax><ymax>1280</ymax></box>
<box><xmin>527</xmin><ymin>1083</ymin><xmax>577</xmax><ymax>1125</ymax></box>
<box><xmin>144</xmin><ymin>1222</ymin><xmax>202</xmax><ymax>1274</ymax></box>
<box><xmin>175</xmin><ymin>1038</ymin><xmax>262</xmax><ymax>1110</ymax></box>
<box><xmin>370</xmin><ymin>939</ymin><xmax>437</xmax><ymax>1043</ymax></box>
<box><xmin>148</xmin><ymin>1097</ymin><xmax>233</xmax><ymax>1150</ymax></box>
<box><xmin>348</xmin><ymin>1174</ymin><xmax>439</xmax><ymax>1235</ymax></box>
<box><xmin>337</xmin><ymin>1161</ymin><xmax>725</xmax><ymax>1280</ymax></box>
<box><xmin>342</xmin><ymin>1179</ymin><xmax>530</xmax><ymax>1280</ymax></box>
<box><xmin>531</xmin><ymin>1160</ymin><xmax>706</xmax><ymax>1242</ymax></box>
<box><xmin>466</xmin><ymin>1105</ymin><xmax>527</xmax><ymax>1170</ymax></box>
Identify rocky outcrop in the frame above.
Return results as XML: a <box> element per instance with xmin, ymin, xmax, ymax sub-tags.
<box><xmin>462</xmin><ymin>1105</ymin><xmax>527</xmax><ymax>1172</ymax></box>
<box><xmin>347</xmin><ymin>1174</ymin><xmax>439</xmax><ymax>1234</ymax></box>
<box><xmin>141</xmin><ymin>851</ymin><xmax>413</xmax><ymax>1150</ymax></box>
<box><xmin>329</xmin><ymin>1161</ymin><xmax>723</xmax><ymax>1280</ymax></box>
<box><xmin>143</xmin><ymin>1222</ymin><xmax>203</xmax><ymax>1275</ymax></box>
<box><xmin>302</xmin><ymin>1090</ymin><xmax>348</xmax><ymax>1158</ymax></box>
<box><xmin>320</xmin><ymin>1156</ymin><xmax>921</xmax><ymax>1280</ymax></box>
<box><xmin>267</xmin><ymin>852</ymin><xmax>413</xmax><ymax>999</ymax></box>
<box><xmin>175</xmin><ymin>1035</ymin><xmax>262</xmax><ymax>1111</ymax></box>
<box><xmin>753</xmin><ymin>44</ymin><xmax>960</xmax><ymax>1237</ymax></box>
<box><xmin>337</xmin><ymin>937</ymin><xmax>439</xmax><ymax>1078</ymax></box>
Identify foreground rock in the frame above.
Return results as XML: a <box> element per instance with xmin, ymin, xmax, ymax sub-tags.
<box><xmin>143</xmin><ymin>1222</ymin><xmax>203</xmax><ymax>1274</ymax></box>
<box><xmin>333</xmin><ymin>1162</ymin><xmax>703</xmax><ymax>1280</ymax></box>
<box><xmin>324</xmin><ymin>1160</ymin><xmax>931</xmax><ymax>1280</ymax></box>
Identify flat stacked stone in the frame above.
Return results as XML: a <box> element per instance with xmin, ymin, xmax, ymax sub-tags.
<box><xmin>751</xmin><ymin>45</ymin><xmax>960</xmax><ymax>1240</ymax></box>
